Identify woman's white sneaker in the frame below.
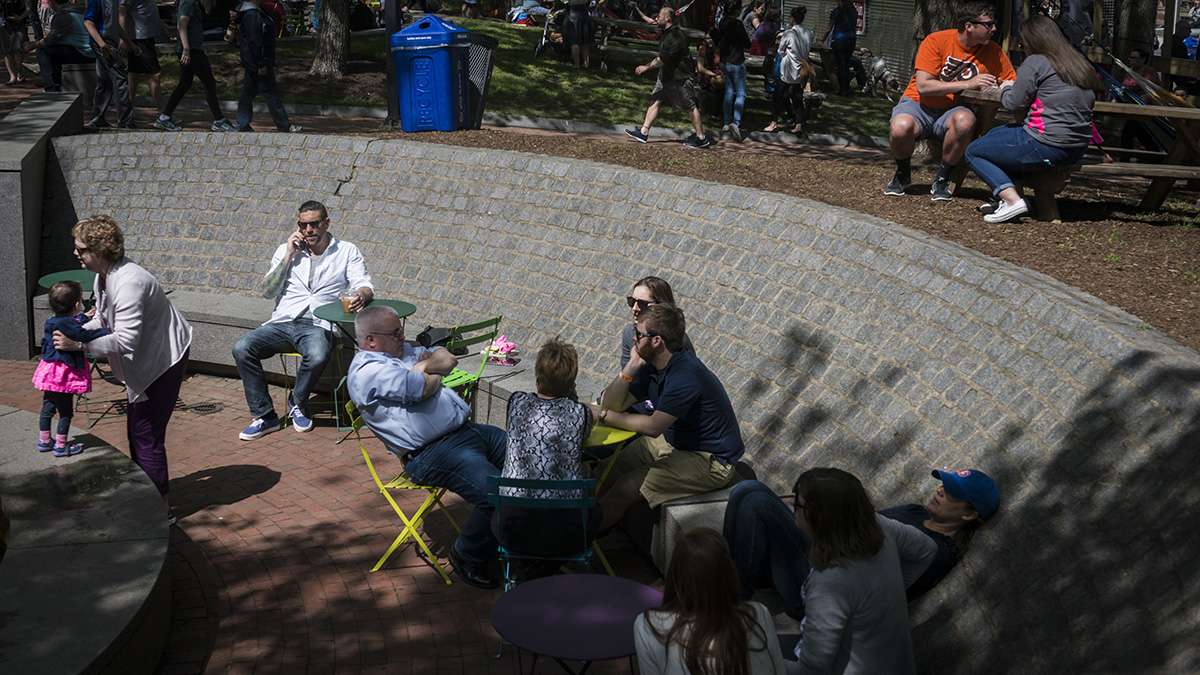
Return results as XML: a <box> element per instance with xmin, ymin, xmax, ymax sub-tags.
<box><xmin>983</xmin><ymin>199</ymin><xmax>1029</xmax><ymax>223</ymax></box>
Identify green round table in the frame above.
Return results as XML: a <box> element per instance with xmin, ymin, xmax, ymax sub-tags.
<box><xmin>313</xmin><ymin>298</ymin><xmax>417</xmax><ymax>341</ymax></box>
<box><xmin>38</xmin><ymin>269</ymin><xmax>95</xmax><ymax>292</ymax></box>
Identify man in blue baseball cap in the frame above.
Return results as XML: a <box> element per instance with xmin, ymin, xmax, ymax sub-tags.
<box><xmin>723</xmin><ymin>466</ymin><xmax>1001</xmax><ymax>619</ymax></box>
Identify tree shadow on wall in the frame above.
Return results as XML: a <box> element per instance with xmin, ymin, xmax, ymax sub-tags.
<box><xmin>744</xmin><ymin>324</ymin><xmax>1200</xmax><ymax>672</ymax></box>
<box><xmin>914</xmin><ymin>350</ymin><xmax>1200</xmax><ymax>674</ymax></box>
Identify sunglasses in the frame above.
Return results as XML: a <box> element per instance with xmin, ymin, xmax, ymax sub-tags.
<box><xmin>633</xmin><ymin>327</ymin><xmax>660</xmax><ymax>341</ymax></box>
<box><xmin>626</xmin><ymin>296</ymin><xmax>657</xmax><ymax>311</ymax></box>
<box><xmin>970</xmin><ymin>18</ymin><xmax>996</xmax><ymax>28</ymax></box>
<box><xmin>297</xmin><ymin>219</ymin><xmax>325</xmax><ymax>230</ymax></box>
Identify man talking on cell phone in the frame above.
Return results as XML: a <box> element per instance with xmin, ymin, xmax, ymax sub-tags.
<box><xmin>232</xmin><ymin>200</ymin><xmax>374</xmax><ymax>440</ymax></box>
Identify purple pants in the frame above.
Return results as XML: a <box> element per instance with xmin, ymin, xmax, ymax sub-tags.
<box><xmin>126</xmin><ymin>354</ymin><xmax>188</xmax><ymax>495</ymax></box>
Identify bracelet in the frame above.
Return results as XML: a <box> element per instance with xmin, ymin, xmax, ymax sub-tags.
<box><xmin>618</xmin><ymin>372</ymin><xmax>634</xmax><ymax>382</ymax></box>
<box><xmin>599</xmin><ymin>408</ymin><xmax>609</xmax><ymax>423</ymax></box>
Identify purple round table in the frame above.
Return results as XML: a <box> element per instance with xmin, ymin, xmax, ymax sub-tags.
<box><xmin>491</xmin><ymin>573</ymin><xmax>663</xmax><ymax>674</ymax></box>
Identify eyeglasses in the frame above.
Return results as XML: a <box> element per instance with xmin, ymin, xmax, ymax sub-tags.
<box><xmin>368</xmin><ymin>328</ymin><xmax>403</xmax><ymax>341</ymax></box>
<box><xmin>297</xmin><ymin>219</ymin><xmax>325</xmax><ymax>230</ymax></box>
<box><xmin>793</xmin><ymin>498</ymin><xmax>807</xmax><ymax>513</ymax></box>
<box><xmin>626</xmin><ymin>296</ymin><xmax>657</xmax><ymax>311</ymax></box>
<box><xmin>74</xmin><ymin>245</ymin><xmax>91</xmax><ymax>254</ymax></box>
<box><xmin>970</xmin><ymin>18</ymin><xmax>996</xmax><ymax>28</ymax></box>
<box><xmin>633</xmin><ymin>327</ymin><xmax>660</xmax><ymax>342</ymax></box>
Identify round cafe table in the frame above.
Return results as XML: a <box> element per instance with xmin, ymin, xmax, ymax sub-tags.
<box><xmin>312</xmin><ymin>298</ymin><xmax>417</xmax><ymax>342</ymax></box>
<box><xmin>38</xmin><ymin>269</ymin><xmax>95</xmax><ymax>293</ymax></box>
<box><xmin>583</xmin><ymin>424</ymin><xmax>639</xmax><ymax>491</ymax></box>
<box><xmin>492</xmin><ymin>573</ymin><xmax>663</xmax><ymax>675</ymax></box>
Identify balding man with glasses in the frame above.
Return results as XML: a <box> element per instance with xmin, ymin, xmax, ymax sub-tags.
<box><xmin>233</xmin><ymin>200</ymin><xmax>373</xmax><ymax>440</ymax></box>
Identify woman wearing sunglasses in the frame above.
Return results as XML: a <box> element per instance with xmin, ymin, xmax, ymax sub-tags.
<box><xmin>620</xmin><ymin>276</ymin><xmax>693</xmax><ymax>369</ymax></box>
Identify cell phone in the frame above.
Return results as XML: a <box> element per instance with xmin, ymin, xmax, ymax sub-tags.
<box><xmin>297</xmin><ymin>238</ymin><xmax>309</xmax><ymax>252</ymax></box>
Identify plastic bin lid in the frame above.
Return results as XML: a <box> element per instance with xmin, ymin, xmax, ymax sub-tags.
<box><xmin>390</xmin><ymin>14</ymin><xmax>470</xmax><ymax>49</ymax></box>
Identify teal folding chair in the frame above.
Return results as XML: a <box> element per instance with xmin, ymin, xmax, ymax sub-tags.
<box><xmin>487</xmin><ymin>476</ymin><xmax>614</xmax><ymax>591</ymax></box>
<box><xmin>441</xmin><ymin>316</ymin><xmax>502</xmax><ymax>419</ymax></box>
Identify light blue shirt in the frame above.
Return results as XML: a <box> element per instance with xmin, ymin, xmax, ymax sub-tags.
<box><xmin>347</xmin><ymin>345</ymin><xmax>469</xmax><ymax>453</ymax></box>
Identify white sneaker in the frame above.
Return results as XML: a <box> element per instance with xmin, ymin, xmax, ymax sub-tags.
<box><xmin>983</xmin><ymin>199</ymin><xmax>1029</xmax><ymax>223</ymax></box>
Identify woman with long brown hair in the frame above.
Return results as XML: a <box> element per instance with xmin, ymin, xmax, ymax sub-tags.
<box><xmin>634</xmin><ymin>528</ymin><xmax>784</xmax><ymax>675</ymax></box>
<box><xmin>965</xmin><ymin>15</ymin><xmax>1100</xmax><ymax>223</ymax></box>
<box><xmin>788</xmin><ymin>468</ymin><xmax>936</xmax><ymax>674</ymax></box>
<box><xmin>618</xmin><ymin>275</ymin><xmax>693</xmax><ymax>370</ymax></box>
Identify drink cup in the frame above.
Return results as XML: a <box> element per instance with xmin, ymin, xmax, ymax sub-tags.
<box><xmin>340</xmin><ymin>294</ymin><xmax>357</xmax><ymax>313</ymax></box>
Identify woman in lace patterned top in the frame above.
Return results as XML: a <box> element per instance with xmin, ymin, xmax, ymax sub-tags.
<box><xmin>494</xmin><ymin>337</ymin><xmax>599</xmax><ymax>571</ymax></box>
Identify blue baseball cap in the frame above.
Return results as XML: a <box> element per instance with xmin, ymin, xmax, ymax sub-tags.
<box><xmin>932</xmin><ymin>469</ymin><xmax>1000</xmax><ymax>521</ymax></box>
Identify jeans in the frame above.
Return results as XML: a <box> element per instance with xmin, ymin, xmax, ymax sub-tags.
<box><xmin>965</xmin><ymin>124</ymin><xmax>1085</xmax><ymax>197</ymax></box>
<box><xmin>237</xmin><ymin>65</ymin><xmax>291</xmax><ymax>131</ymax></box>
<box><xmin>40</xmin><ymin>391</ymin><xmax>74</xmax><ymax>435</ymax></box>
<box><xmin>232</xmin><ymin>319</ymin><xmax>331</xmax><ymax>418</ymax></box>
<box><xmin>830</xmin><ymin>38</ymin><xmax>855</xmax><ymax>96</ymax></box>
<box><xmin>723</xmin><ymin>479</ymin><xmax>810</xmax><ymax>618</ymax></box>
<box><xmin>403</xmin><ymin>423</ymin><xmax>507</xmax><ymax>565</ymax></box>
<box><xmin>163</xmin><ymin>50</ymin><xmax>223</xmax><ymax>119</ymax></box>
<box><xmin>722</xmin><ymin>62</ymin><xmax>746</xmax><ymax>128</ymax></box>
<box><xmin>92</xmin><ymin>45</ymin><xmax>133</xmax><ymax>127</ymax></box>
<box><xmin>36</xmin><ymin>45</ymin><xmax>93</xmax><ymax>90</ymax></box>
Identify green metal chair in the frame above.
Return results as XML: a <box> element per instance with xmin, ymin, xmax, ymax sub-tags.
<box><xmin>487</xmin><ymin>475</ymin><xmax>614</xmax><ymax>591</ymax></box>
<box><xmin>441</xmin><ymin>315</ymin><xmax>502</xmax><ymax>418</ymax></box>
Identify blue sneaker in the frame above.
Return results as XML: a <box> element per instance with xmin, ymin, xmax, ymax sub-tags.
<box><xmin>52</xmin><ymin>441</ymin><xmax>84</xmax><ymax>457</ymax></box>
<box><xmin>239</xmin><ymin>414</ymin><xmax>282</xmax><ymax>440</ymax></box>
<box><xmin>289</xmin><ymin>402</ymin><xmax>314</xmax><ymax>433</ymax></box>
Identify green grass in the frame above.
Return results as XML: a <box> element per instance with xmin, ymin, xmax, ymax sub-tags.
<box><xmin>158</xmin><ymin>17</ymin><xmax>891</xmax><ymax>137</ymax></box>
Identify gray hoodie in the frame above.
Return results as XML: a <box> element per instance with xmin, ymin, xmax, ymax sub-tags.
<box><xmin>1001</xmin><ymin>53</ymin><xmax>1096</xmax><ymax>148</ymax></box>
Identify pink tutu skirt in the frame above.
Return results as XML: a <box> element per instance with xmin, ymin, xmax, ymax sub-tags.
<box><xmin>32</xmin><ymin>359</ymin><xmax>92</xmax><ymax>394</ymax></box>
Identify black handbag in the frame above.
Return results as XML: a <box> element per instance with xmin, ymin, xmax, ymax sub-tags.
<box><xmin>415</xmin><ymin>326</ymin><xmax>467</xmax><ymax>356</ymax></box>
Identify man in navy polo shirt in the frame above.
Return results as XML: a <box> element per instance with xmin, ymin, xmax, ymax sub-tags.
<box><xmin>592</xmin><ymin>303</ymin><xmax>744</xmax><ymax>530</ymax></box>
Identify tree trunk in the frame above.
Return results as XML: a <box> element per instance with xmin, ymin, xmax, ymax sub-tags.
<box><xmin>914</xmin><ymin>0</ymin><xmax>972</xmax><ymax>39</ymax></box>
<box><xmin>310</xmin><ymin>0</ymin><xmax>350</xmax><ymax>78</ymax></box>
<box><xmin>1114</xmin><ymin>0</ymin><xmax>1160</xmax><ymax>55</ymax></box>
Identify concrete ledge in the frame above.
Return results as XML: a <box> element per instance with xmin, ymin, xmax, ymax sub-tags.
<box><xmin>0</xmin><ymin>405</ymin><xmax>170</xmax><ymax>674</ymax></box>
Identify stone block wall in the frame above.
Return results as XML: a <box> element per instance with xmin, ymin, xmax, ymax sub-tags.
<box><xmin>42</xmin><ymin>132</ymin><xmax>1200</xmax><ymax>673</ymax></box>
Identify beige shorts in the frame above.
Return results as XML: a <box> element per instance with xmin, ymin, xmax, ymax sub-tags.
<box><xmin>612</xmin><ymin>435</ymin><xmax>736</xmax><ymax>508</ymax></box>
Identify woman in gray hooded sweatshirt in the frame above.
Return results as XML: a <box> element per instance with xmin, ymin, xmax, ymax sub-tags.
<box><xmin>964</xmin><ymin>15</ymin><xmax>1100</xmax><ymax>223</ymax></box>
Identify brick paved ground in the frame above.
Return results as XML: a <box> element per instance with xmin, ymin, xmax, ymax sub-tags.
<box><xmin>0</xmin><ymin>358</ymin><xmax>659</xmax><ymax>674</ymax></box>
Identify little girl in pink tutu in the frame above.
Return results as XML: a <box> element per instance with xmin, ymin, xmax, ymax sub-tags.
<box><xmin>32</xmin><ymin>281</ymin><xmax>110</xmax><ymax>457</ymax></box>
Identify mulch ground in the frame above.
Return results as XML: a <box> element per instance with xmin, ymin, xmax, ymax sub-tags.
<box><xmin>359</xmin><ymin>127</ymin><xmax>1200</xmax><ymax>353</ymax></box>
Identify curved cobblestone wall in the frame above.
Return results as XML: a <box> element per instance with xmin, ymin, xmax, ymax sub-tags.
<box><xmin>43</xmin><ymin>132</ymin><xmax>1200</xmax><ymax>673</ymax></box>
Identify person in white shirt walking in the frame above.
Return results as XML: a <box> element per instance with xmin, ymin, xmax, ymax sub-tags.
<box><xmin>233</xmin><ymin>200</ymin><xmax>373</xmax><ymax>439</ymax></box>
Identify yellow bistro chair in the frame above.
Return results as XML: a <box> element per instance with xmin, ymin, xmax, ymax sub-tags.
<box><xmin>346</xmin><ymin>401</ymin><xmax>461</xmax><ymax>583</ymax></box>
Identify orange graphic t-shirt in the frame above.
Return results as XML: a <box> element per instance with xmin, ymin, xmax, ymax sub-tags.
<box><xmin>901</xmin><ymin>29</ymin><xmax>1016</xmax><ymax>110</ymax></box>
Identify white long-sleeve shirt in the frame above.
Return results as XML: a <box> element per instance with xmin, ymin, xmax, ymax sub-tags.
<box><xmin>263</xmin><ymin>235</ymin><xmax>373</xmax><ymax>331</ymax></box>
<box><xmin>791</xmin><ymin>516</ymin><xmax>937</xmax><ymax>675</ymax></box>
<box><xmin>83</xmin><ymin>259</ymin><xmax>193</xmax><ymax>403</ymax></box>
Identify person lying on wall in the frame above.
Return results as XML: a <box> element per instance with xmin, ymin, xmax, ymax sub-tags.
<box><xmin>590</xmin><ymin>303</ymin><xmax>744</xmax><ymax>531</ymax></box>
<box><xmin>723</xmin><ymin>466</ymin><xmax>1001</xmax><ymax>620</ymax></box>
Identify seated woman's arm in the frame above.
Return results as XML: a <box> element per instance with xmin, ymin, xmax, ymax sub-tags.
<box><xmin>793</xmin><ymin>574</ymin><xmax>852</xmax><ymax>674</ymax></box>
<box><xmin>1000</xmin><ymin>56</ymin><xmax>1043</xmax><ymax>112</ymax></box>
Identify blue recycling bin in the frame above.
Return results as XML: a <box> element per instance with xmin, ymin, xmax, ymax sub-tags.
<box><xmin>391</xmin><ymin>15</ymin><xmax>470</xmax><ymax>132</ymax></box>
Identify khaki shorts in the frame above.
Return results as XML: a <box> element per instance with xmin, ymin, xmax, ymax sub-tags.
<box><xmin>612</xmin><ymin>435</ymin><xmax>736</xmax><ymax>508</ymax></box>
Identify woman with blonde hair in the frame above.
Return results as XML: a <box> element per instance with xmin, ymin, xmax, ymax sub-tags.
<box><xmin>53</xmin><ymin>216</ymin><xmax>192</xmax><ymax>511</ymax></box>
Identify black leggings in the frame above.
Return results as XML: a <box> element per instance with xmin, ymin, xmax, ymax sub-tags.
<box><xmin>162</xmin><ymin>49</ymin><xmax>223</xmax><ymax>120</ymax></box>
<box><xmin>40</xmin><ymin>391</ymin><xmax>74</xmax><ymax>435</ymax></box>
<box><xmin>771</xmin><ymin>81</ymin><xmax>804</xmax><ymax>125</ymax></box>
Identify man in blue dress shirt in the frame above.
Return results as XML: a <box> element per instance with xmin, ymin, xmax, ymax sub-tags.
<box><xmin>346</xmin><ymin>305</ymin><xmax>507</xmax><ymax>589</ymax></box>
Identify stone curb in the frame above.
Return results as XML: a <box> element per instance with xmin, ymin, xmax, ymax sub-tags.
<box><xmin>159</xmin><ymin>96</ymin><xmax>891</xmax><ymax>149</ymax></box>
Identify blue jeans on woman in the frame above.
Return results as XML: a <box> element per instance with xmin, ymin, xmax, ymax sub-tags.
<box><xmin>965</xmin><ymin>124</ymin><xmax>1086</xmax><ymax>197</ymax></box>
<box><xmin>722</xmin><ymin>62</ymin><xmax>747</xmax><ymax>128</ymax></box>
<box><xmin>403</xmin><ymin>422</ymin><xmax>507</xmax><ymax>565</ymax></box>
<box><xmin>723</xmin><ymin>479</ymin><xmax>811</xmax><ymax>618</ymax></box>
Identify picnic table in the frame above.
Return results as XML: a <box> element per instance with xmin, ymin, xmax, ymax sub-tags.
<box><xmin>957</xmin><ymin>88</ymin><xmax>1200</xmax><ymax>216</ymax></box>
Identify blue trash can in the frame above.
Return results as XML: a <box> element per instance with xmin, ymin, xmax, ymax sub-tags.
<box><xmin>391</xmin><ymin>15</ymin><xmax>470</xmax><ymax>132</ymax></box>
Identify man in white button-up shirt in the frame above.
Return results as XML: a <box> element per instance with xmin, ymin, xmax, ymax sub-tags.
<box><xmin>233</xmin><ymin>200</ymin><xmax>374</xmax><ymax>439</ymax></box>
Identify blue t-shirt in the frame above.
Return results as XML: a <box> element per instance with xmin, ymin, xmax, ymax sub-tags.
<box><xmin>629</xmin><ymin>350</ymin><xmax>744</xmax><ymax>463</ymax></box>
<box><xmin>878</xmin><ymin>503</ymin><xmax>960</xmax><ymax>600</ymax></box>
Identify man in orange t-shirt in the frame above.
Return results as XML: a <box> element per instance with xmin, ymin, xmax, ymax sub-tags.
<box><xmin>885</xmin><ymin>1</ymin><xmax>1016</xmax><ymax>201</ymax></box>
